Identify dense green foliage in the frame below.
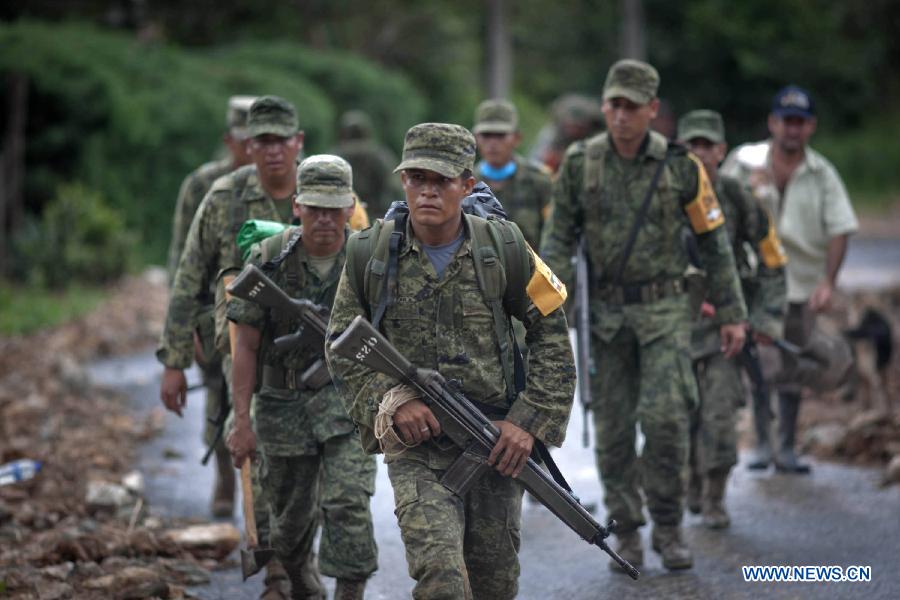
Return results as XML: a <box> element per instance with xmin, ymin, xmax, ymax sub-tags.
<box><xmin>11</xmin><ymin>183</ymin><xmax>132</xmax><ymax>288</ymax></box>
<box><xmin>0</xmin><ymin>280</ymin><xmax>106</xmax><ymax>335</ymax></box>
<box><xmin>0</xmin><ymin>20</ymin><xmax>426</xmax><ymax>264</ymax></box>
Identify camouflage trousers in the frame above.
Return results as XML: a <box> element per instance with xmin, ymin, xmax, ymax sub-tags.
<box><xmin>387</xmin><ymin>458</ymin><xmax>524</xmax><ymax>600</ymax></box>
<box><xmin>260</xmin><ymin>433</ymin><xmax>378</xmax><ymax>583</ymax></box>
<box><xmin>689</xmin><ymin>352</ymin><xmax>742</xmax><ymax>477</ymax></box>
<box><xmin>591</xmin><ymin>324</ymin><xmax>696</xmax><ymax>532</ymax></box>
<box><xmin>200</xmin><ymin>358</ymin><xmax>227</xmax><ymax>447</ymax></box>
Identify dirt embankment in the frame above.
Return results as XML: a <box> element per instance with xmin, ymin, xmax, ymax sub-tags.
<box><xmin>0</xmin><ymin>270</ymin><xmax>237</xmax><ymax>599</ymax></box>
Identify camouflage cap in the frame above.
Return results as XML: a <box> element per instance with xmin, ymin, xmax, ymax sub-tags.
<box><xmin>295</xmin><ymin>154</ymin><xmax>355</xmax><ymax>209</ymax></box>
<box><xmin>603</xmin><ymin>59</ymin><xmax>660</xmax><ymax>105</ymax></box>
<box><xmin>394</xmin><ymin>122</ymin><xmax>476</xmax><ymax>178</ymax></box>
<box><xmin>247</xmin><ymin>95</ymin><xmax>299</xmax><ymax>138</ymax></box>
<box><xmin>226</xmin><ymin>95</ymin><xmax>257</xmax><ymax>139</ymax></box>
<box><xmin>473</xmin><ymin>99</ymin><xmax>518</xmax><ymax>134</ymax></box>
<box><xmin>677</xmin><ymin>109</ymin><xmax>726</xmax><ymax>144</ymax></box>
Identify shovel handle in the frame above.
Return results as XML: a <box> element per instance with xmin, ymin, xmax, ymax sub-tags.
<box><xmin>240</xmin><ymin>461</ymin><xmax>258</xmax><ymax>547</ymax></box>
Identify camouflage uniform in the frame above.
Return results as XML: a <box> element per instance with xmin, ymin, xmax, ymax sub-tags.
<box><xmin>158</xmin><ymin>97</ymin><xmax>299</xmax><ymax>577</ymax></box>
<box><xmin>680</xmin><ymin>110</ymin><xmax>787</xmax><ymax>527</ymax></box>
<box><xmin>229</xmin><ymin>156</ymin><xmax>378</xmax><ymax>598</ymax></box>
<box><xmin>333</xmin><ymin>110</ymin><xmax>401</xmax><ymax>219</ymax></box>
<box><xmin>540</xmin><ymin>62</ymin><xmax>746</xmax><ymax>567</ymax></box>
<box><xmin>164</xmin><ymin>97</ymin><xmax>256</xmax><ymax>478</ymax></box>
<box><xmin>472</xmin><ymin>100</ymin><xmax>553</xmax><ymax>249</ymax></box>
<box><xmin>326</xmin><ymin>123</ymin><xmax>575</xmax><ymax>600</ymax></box>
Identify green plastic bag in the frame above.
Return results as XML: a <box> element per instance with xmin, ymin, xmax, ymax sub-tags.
<box><xmin>237</xmin><ymin>220</ymin><xmax>287</xmax><ymax>260</ymax></box>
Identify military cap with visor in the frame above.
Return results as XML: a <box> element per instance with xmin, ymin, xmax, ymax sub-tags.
<box><xmin>226</xmin><ymin>95</ymin><xmax>257</xmax><ymax>139</ymax></box>
<box><xmin>394</xmin><ymin>122</ymin><xmax>476</xmax><ymax>178</ymax></box>
<box><xmin>473</xmin><ymin>99</ymin><xmax>519</xmax><ymax>134</ymax></box>
<box><xmin>603</xmin><ymin>59</ymin><xmax>660</xmax><ymax>105</ymax></box>
<box><xmin>295</xmin><ymin>154</ymin><xmax>355</xmax><ymax>209</ymax></box>
<box><xmin>677</xmin><ymin>109</ymin><xmax>726</xmax><ymax>144</ymax></box>
<box><xmin>247</xmin><ymin>95</ymin><xmax>299</xmax><ymax>138</ymax></box>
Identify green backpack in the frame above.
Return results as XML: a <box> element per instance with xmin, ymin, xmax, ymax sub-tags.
<box><xmin>344</xmin><ymin>211</ymin><xmax>532</xmax><ymax>452</ymax></box>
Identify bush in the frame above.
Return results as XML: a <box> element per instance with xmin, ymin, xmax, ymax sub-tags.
<box><xmin>0</xmin><ymin>21</ymin><xmax>428</xmax><ymax>264</ymax></box>
<box><xmin>12</xmin><ymin>183</ymin><xmax>132</xmax><ymax>289</ymax></box>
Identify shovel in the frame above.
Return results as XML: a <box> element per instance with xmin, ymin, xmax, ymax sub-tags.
<box><xmin>239</xmin><ymin>460</ymin><xmax>274</xmax><ymax>580</ymax></box>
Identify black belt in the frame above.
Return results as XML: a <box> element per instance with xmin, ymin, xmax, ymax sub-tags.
<box><xmin>262</xmin><ymin>365</ymin><xmax>307</xmax><ymax>391</ymax></box>
<box><xmin>596</xmin><ymin>278</ymin><xmax>686</xmax><ymax>305</ymax></box>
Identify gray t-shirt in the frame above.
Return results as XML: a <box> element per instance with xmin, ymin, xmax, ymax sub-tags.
<box><xmin>422</xmin><ymin>229</ymin><xmax>465</xmax><ymax>279</ymax></box>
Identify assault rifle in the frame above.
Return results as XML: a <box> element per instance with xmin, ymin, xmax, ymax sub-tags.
<box><xmin>574</xmin><ymin>237</ymin><xmax>594</xmax><ymax>447</ymax></box>
<box><xmin>330</xmin><ymin>315</ymin><xmax>640</xmax><ymax>579</ymax></box>
<box><xmin>225</xmin><ymin>265</ymin><xmax>332</xmax><ymax>391</ymax></box>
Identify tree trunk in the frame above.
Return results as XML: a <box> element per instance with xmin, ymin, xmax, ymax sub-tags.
<box><xmin>0</xmin><ymin>73</ymin><xmax>29</xmax><ymax>274</ymax></box>
<box><xmin>620</xmin><ymin>0</ymin><xmax>646</xmax><ymax>61</ymax></box>
<box><xmin>486</xmin><ymin>0</ymin><xmax>512</xmax><ymax>99</ymax></box>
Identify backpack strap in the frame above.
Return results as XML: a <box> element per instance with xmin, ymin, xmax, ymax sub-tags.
<box><xmin>466</xmin><ymin>214</ymin><xmax>530</xmax><ymax>400</ymax></box>
<box><xmin>371</xmin><ymin>216</ymin><xmax>405</xmax><ymax>330</ymax></box>
<box><xmin>345</xmin><ymin>219</ymin><xmax>389</xmax><ymax>321</ymax></box>
<box><xmin>582</xmin><ymin>133</ymin><xmax>609</xmax><ymax>198</ymax></box>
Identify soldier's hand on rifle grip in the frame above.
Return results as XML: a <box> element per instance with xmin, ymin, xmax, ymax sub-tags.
<box><xmin>719</xmin><ymin>322</ymin><xmax>747</xmax><ymax>359</ymax></box>
<box><xmin>488</xmin><ymin>421</ymin><xmax>534</xmax><ymax>478</ymax></box>
<box><xmin>227</xmin><ymin>418</ymin><xmax>257</xmax><ymax>469</ymax></box>
<box><xmin>393</xmin><ymin>399</ymin><xmax>441</xmax><ymax>445</ymax></box>
<box><xmin>160</xmin><ymin>367</ymin><xmax>188</xmax><ymax>417</ymax></box>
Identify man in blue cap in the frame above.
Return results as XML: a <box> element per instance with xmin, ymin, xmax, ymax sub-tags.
<box><xmin>722</xmin><ymin>86</ymin><xmax>858</xmax><ymax>473</ymax></box>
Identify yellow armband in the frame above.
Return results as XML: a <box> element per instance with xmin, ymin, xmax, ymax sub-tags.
<box><xmin>684</xmin><ymin>155</ymin><xmax>725</xmax><ymax>234</ymax></box>
<box><xmin>526</xmin><ymin>248</ymin><xmax>567</xmax><ymax>316</ymax></box>
<box><xmin>758</xmin><ymin>216</ymin><xmax>788</xmax><ymax>268</ymax></box>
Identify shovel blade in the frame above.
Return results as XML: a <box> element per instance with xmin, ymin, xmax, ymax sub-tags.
<box><xmin>241</xmin><ymin>547</ymin><xmax>275</xmax><ymax>581</ymax></box>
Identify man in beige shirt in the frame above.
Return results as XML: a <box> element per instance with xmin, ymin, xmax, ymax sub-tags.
<box><xmin>722</xmin><ymin>85</ymin><xmax>858</xmax><ymax>473</ymax></box>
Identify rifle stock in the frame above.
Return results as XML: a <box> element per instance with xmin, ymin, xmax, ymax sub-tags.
<box><xmin>330</xmin><ymin>315</ymin><xmax>639</xmax><ymax>579</ymax></box>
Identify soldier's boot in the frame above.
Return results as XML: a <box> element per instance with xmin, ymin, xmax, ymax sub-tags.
<box><xmin>284</xmin><ymin>553</ymin><xmax>325</xmax><ymax>600</ymax></box>
<box><xmin>211</xmin><ymin>442</ymin><xmax>236</xmax><ymax>518</ymax></box>
<box><xmin>651</xmin><ymin>525</ymin><xmax>693</xmax><ymax>570</ymax></box>
<box><xmin>607</xmin><ymin>529</ymin><xmax>643</xmax><ymax>573</ymax></box>
<box><xmin>260</xmin><ymin>559</ymin><xmax>292</xmax><ymax>600</ymax></box>
<box><xmin>686</xmin><ymin>468</ymin><xmax>702</xmax><ymax>515</ymax></box>
<box><xmin>334</xmin><ymin>578</ymin><xmax>367</xmax><ymax>600</ymax></box>
<box><xmin>701</xmin><ymin>470</ymin><xmax>730</xmax><ymax>530</ymax></box>
<box><xmin>747</xmin><ymin>389</ymin><xmax>772</xmax><ymax>471</ymax></box>
<box><xmin>774</xmin><ymin>393</ymin><xmax>811</xmax><ymax>474</ymax></box>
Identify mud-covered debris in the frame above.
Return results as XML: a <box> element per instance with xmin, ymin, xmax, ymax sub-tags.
<box><xmin>113</xmin><ymin>565</ymin><xmax>169</xmax><ymax>599</ymax></box>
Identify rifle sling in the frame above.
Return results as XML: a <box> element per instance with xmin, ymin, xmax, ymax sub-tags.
<box><xmin>611</xmin><ymin>150</ymin><xmax>670</xmax><ymax>285</ymax></box>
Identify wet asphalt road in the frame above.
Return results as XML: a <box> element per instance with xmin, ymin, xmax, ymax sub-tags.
<box><xmin>89</xmin><ymin>350</ymin><xmax>900</xmax><ymax>600</ymax></box>
<box><xmin>84</xmin><ymin>237</ymin><xmax>900</xmax><ymax>599</ymax></box>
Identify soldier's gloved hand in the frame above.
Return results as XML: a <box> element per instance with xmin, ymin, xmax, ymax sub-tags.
<box><xmin>719</xmin><ymin>323</ymin><xmax>747</xmax><ymax>359</ymax></box>
<box><xmin>488</xmin><ymin>421</ymin><xmax>534</xmax><ymax>478</ymax></box>
<box><xmin>227</xmin><ymin>418</ymin><xmax>257</xmax><ymax>469</ymax></box>
<box><xmin>392</xmin><ymin>398</ymin><xmax>442</xmax><ymax>445</ymax></box>
<box><xmin>160</xmin><ymin>367</ymin><xmax>188</xmax><ymax>417</ymax></box>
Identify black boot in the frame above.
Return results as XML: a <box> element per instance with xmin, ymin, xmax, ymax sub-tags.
<box><xmin>775</xmin><ymin>392</ymin><xmax>811</xmax><ymax>474</ymax></box>
<box><xmin>747</xmin><ymin>386</ymin><xmax>772</xmax><ymax>470</ymax></box>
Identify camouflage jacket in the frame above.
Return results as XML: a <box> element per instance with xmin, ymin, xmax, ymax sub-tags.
<box><xmin>325</xmin><ymin>217</ymin><xmax>576</xmax><ymax>468</ymax></box>
<box><xmin>692</xmin><ymin>176</ymin><xmax>787</xmax><ymax>357</ymax></box>
<box><xmin>475</xmin><ymin>154</ymin><xmax>553</xmax><ymax>249</ymax></box>
<box><xmin>226</xmin><ymin>227</ymin><xmax>353</xmax><ymax>455</ymax></box>
<box><xmin>157</xmin><ymin>164</ymin><xmax>295</xmax><ymax>369</ymax></box>
<box><xmin>166</xmin><ymin>157</ymin><xmax>234</xmax><ymax>287</ymax></box>
<box><xmin>540</xmin><ymin>131</ymin><xmax>747</xmax><ymax>344</ymax></box>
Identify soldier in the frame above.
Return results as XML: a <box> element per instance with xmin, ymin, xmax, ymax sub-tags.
<box><xmin>540</xmin><ymin>60</ymin><xmax>747</xmax><ymax>571</ymax></box>
<box><xmin>473</xmin><ymin>99</ymin><xmax>553</xmax><ymax>249</ymax></box>
<box><xmin>532</xmin><ymin>94</ymin><xmax>604</xmax><ymax>175</ymax></box>
<box><xmin>677</xmin><ymin>110</ymin><xmax>787</xmax><ymax>528</ymax></box>
<box><xmin>325</xmin><ymin>123</ymin><xmax>575</xmax><ymax>599</ymax></box>
<box><xmin>722</xmin><ymin>86</ymin><xmax>859</xmax><ymax>473</ymax></box>
<box><xmin>158</xmin><ymin>95</ymin><xmax>305</xmax><ymax>599</ymax></box>
<box><xmin>163</xmin><ymin>94</ymin><xmax>256</xmax><ymax>518</ymax></box>
<box><xmin>332</xmin><ymin>110</ymin><xmax>401</xmax><ymax>219</ymax></box>
<box><xmin>227</xmin><ymin>155</ymin><xmax>378</xmax><ymax>600</ymax></box>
